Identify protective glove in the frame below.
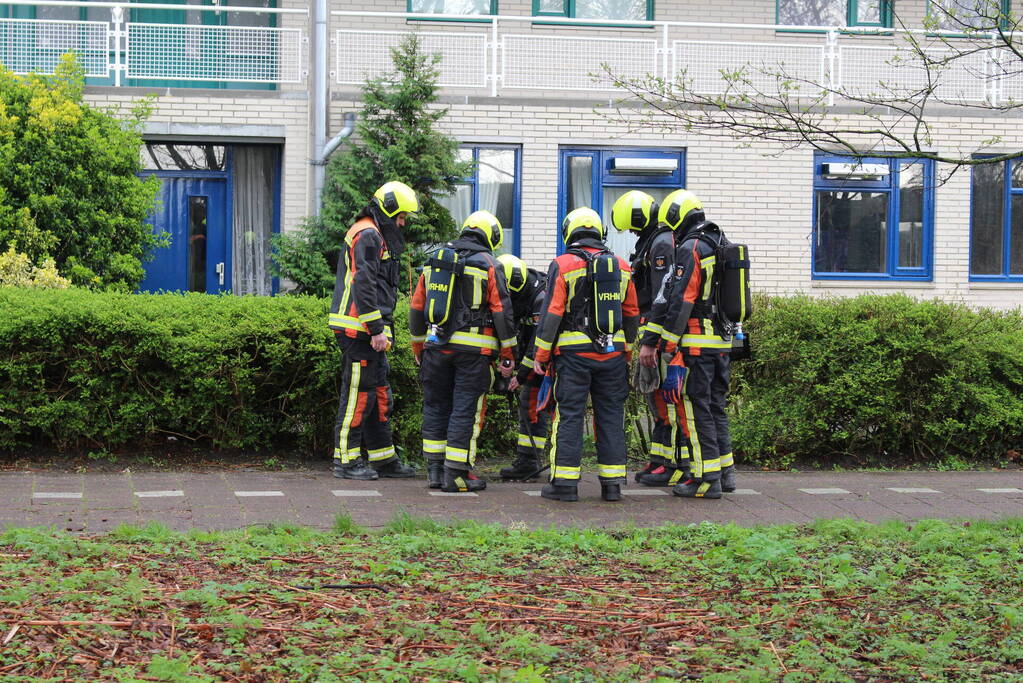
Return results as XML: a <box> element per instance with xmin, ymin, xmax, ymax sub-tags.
<box><xmin>660</xmin><ymin>353</ymin><xmax>687</xmax><ymax>404</ymax></box>
<box><xmin>537</xmin><ymin>369</ymin><xmax>554</xmax><ymax>414</ymax></box>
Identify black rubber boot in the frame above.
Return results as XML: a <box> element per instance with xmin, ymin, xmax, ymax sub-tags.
<box><xmin>720</xmin><ymin>466</ymin><xmax>737</xmax><ymax>493</ymax></box>
<box><xmin>633</xmin><ymin>462</ymin><xmax>656</xmax><ymax>483</ymax></box>
<box><xmin>441</xmin><ymin>467</ymin><xmax>487</xmax><ymax>493</ymax></box>
<box><xmin>426</xmin><ymin>460</ymin><xmax>444</xmax><ymax>489</ymax></box>
<box><xmin>374</xmin><ymin>459</ymin><xmax>416</xmax><ymax>478</ymax></box>
<box><xmin>601</xmin><ymin>484</ymin><xmax>622</xmax><ymax>502</ymax></box>
<box><xmin>500</xmin><ymin>455</ymin><xmax>541</xmax><ymax>480</ymax></box>
<box><xmin>332</xmin><ymin>458</ymin><xmax>379</xmax><ymax>480</ymax></box>
<box><xmin>540</xmin><ymin>483</ymin><xmax>579</xmax><ymax>502</ymax></box>
<box><xmin>672</xmin><ymin>477</ymin><xmax>722</xmax><ymax>499</ymax></box>
<box><xmin>638</xmin><ymin>466</ymin><xmax>687</xmax><ymax>487</ymax></box>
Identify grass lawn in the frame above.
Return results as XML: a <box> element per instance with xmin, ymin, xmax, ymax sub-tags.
<box><xmin>1</xmin><ymin>515</ymin><xmax>1021</xmax><ymax>682</ymax></box>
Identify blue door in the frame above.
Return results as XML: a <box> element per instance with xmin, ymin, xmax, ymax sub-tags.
<box><xmin>140</xmin><ymin>176</ymin><xmax>230</xmax><ymax>293</ymax></box>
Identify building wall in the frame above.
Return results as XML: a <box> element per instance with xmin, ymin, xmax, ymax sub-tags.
<box><xmin>72</xmin><ymin>0</ymin><xmax>1023</xmax><ymax>308</ymax></box>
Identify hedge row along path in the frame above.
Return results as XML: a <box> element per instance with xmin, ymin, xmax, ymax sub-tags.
<box><xmin>1</xmin><ymin>470</ymin><xmax>1022</xmax><ymax>532</ymax></box>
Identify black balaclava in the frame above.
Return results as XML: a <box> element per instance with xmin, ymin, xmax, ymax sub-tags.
<box><xmin>368</xmin><ymin>203</ymin><xmax>407</xmax><ymax>258</ymax></box>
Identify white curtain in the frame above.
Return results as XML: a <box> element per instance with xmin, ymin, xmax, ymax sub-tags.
<box><xmin>602</xmin><ymin>186</ymin><xmax>675</xmax><ymax>261</ymax></box>
<box><xmin>232</xmin><ymin>145</ymin><xmax>277</xmax><ymax>295</ymax></box>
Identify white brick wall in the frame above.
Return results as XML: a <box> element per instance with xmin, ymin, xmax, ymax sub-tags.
<box><xmin>75</xmin><ymin>0</ymin><xmax>1023</xmax><ymax>308</ymax></box>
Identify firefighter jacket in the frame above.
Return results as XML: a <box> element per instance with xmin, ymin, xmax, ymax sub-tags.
<box><xmin>657</xmin><ymin>223</ymin><xmax>731</xmax><ymax>353</ymax></box>
<box><xmin>630</xmin><ymin>225</ymin><xmax>676</xmax><ymax>347</ymax></box>
<box><xmin>512</xmin><ymin>269</ymin><xmax>547</xmax><ymax>382</ymax></box>
<box><xmin>409</xmin><ymin>235</ymin><xmax>517</xmax><ymax>361</ymax></box>
<box><xmin>328</xmin><ymin>217</ymin><xmax>399</xmax><ymax>341</ymax></box>
<box><xmin>532</xmin><ymin>238</ymin><xmax>640</xmax><ymax>365</ymax></box>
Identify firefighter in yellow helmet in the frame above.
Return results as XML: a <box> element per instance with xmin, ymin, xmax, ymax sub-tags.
<box><xmin>495</xmin><ymin>253</ymin><xmax>550</xmax><ymax>481</ymax></box>
<box><xmin>328</xmin><ymin>181</ymin><xmax>419</xmax><ymax>480</ymax></box>
<box><xmin>530</xmin><ymin>208</ymin><xmax>640</xmax><ymax>502</ymax></box>
<box><xmin>410</xmin><ymin>210</ymin><xmax>518</xmax><ymax>492</ymax></box>
<box><xmin>642</xmin><ymin>189</ymin><xmax>737</xmax><ymax>498</ymax></box>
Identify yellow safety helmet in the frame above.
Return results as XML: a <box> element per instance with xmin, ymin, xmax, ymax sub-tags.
<box><xmin>461</xmin><ymin>210</ymin><xmax>504</xmax><ymax>251</ymax></box>
<box><xmin>497</xmin><ymin>253</ymin><xmax>528</xmax><ymax>293</ymax></box>
<box><xmin>611</xmin><ymin>190</ymin><xmax>658</xmax><ymax>233</ymax></box>
<box><xmin>373</xmin><ymin>181</ymin><xmax>419</xmax><ymax>218</ymax></box>
<box><xmin>658</xmin><ymin>189</ymin><xmax>703</xmax><ymax>231</ymax></box>
<box><xmin>562</xmin><ymin>207</ymin><xmax>604</xmax><ymax>244</ymax></box>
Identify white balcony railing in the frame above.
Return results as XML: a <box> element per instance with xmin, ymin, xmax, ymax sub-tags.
<box><xmin>333</xmin><ymin>10</ymin><xmax>1013</xmax><ymax>105</ymax></box>
<box><xmin>0</xmin><ymin>1</ymin><xmax>307</xmax><ymax>85</ymax></box>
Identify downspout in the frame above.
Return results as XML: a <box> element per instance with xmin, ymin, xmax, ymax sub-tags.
<box><xmin>314</xmin><ymin>112</ymin><xmax>356</xmax><ymax>217</ymax></box>
<box><xmin>311</xmin><ymin>0</ymin><xmax>355</xmax><ymax>217</ymax></box>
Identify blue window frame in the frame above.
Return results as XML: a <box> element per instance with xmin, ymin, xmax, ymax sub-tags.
<box><xmin>777</xmin><ymin>0</ymin><xmax>891</xmax><ymax>29</ymax></box>
<box><xmin>812</xmin><ymin>153</ymin><xmax>934</xmax><ymax>280</ymax></box>
<box><xmin>534</xmin><ymin>0</ymin><xmax>654</xmax><ymax>21</ymax></box>
<box><xmin>437</xmin><ymin>145</ymin><xmax>521</xmax><ymax>256</ymax></box>
<box><xmin>559</xmin><ymin>147</ymin><xmax>685</xmax><ymax>258</ymax></box>
<box><xmin>970</xmin><ymin>157</ymin><xmax>1023</xmax><ymax>281</ymax></box>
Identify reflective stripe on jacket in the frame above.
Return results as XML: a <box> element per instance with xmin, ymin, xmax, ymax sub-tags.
<box><xmin>328</xmin><ymin>218</ymin><xmax>398</xmax><ymax>341</ymax></box>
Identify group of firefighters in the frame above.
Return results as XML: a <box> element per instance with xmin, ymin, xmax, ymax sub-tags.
<box><xmin>328</xmin><ymin>180</ymin><xmax>747</xmax><ymax>502</ymax></box>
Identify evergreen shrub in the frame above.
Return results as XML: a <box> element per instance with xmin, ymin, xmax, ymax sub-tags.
<box><xmin>732</xmin><ymin>294</ymin><xmax>1023</xmax><ymax>468</ymax></box>
<box><xmin>2</xmin><ymin>290</ymin><xmax>1020</xmax><ymax>469</ymax></box>
<box><xmin>0</xmin><ymin>287</ymin><xmax>515</xmax><ymax>458</ymax></box>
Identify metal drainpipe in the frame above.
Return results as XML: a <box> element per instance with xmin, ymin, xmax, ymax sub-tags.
<box><xmin>312</xmin><ymin>0</ymin><xmax>358</xmax><ymax>218</ymax></box>
<box><xmin>314</xmin><ymin>112</ymin><xmax>356</xmax><ymax>217</ymax></box>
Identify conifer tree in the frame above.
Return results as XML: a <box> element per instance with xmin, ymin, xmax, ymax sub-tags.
<box><xmin>273</xmin><ymin>34</ymin><xmax>471</xmax><ymax>296</ymax></box>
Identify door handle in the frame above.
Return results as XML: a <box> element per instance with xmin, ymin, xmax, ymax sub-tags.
<box><xmin>216</xmin><ymin>262</ymin><xmax>225</xmax><ymax>286</ymax></box>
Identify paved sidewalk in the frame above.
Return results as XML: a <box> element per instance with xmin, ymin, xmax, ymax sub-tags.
<box><xmin>1</xmin><ymin>469</ymin><xmax>1022</xmax><ymax>533</ymax></box>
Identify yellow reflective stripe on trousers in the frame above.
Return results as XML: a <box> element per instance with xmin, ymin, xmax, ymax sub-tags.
<box><xmin>517</xmin><ymin>434</ymin><xmax>547</xmax><ymax>448</ymax></box>
<box><xmin>720</xmin><ymin>452</ymin><xmax>734</xmax><ymax>468</ymax></box>
<box><xmin>466</xmin><ymin>367</ymin><xmax>491</xmax><ymax>467</ymax></box>
<box><xmin>332</xmin><ymin>447</ymin><xmax>360</xmax><ymax>462</ymax></box>
<box><xmin>555</xmin><ymin>465</ymin><xmax>581</xmax><ymax>480</ymax></box>
<box><xmin>702</xmin><ymin>456</ymin><xmax>721</xmax><ymax>474</ymax></box>
<box><xmin>650</xmin><ymin>442</ymin><xmax>673</xmax><ymax>458</ymax></box>
<box><xmin>367</xmin><ymin>446</ymin><xmax>395</xmax><ymax>461</ymax></box>
<box><xmin>445</xmin><ymin>446</ymin><xmax>469</xmax><ymax>463</ymax></box>
<box><xmin>598</xmin><ymin>464</ymin><xmax>626</xmax><ymax>478</ymax></box>
<box><xmin>337</xmin><ymin>361</ymin><xmax>361</xmax><ymax>464</ymax></box>
<box><xmin>423</xmin><ymin>439</ymin><xmax>446</xmax><ymax>455</ymax></box>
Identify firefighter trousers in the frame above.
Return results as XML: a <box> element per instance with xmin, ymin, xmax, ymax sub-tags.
<box><xmin>646</xmin><ymin>389</ymin><xmax>689</xmax><ymax>473</ymax></box>
<box><xmin>333</xmin><ymin>337</ymin><xmax>396</xmax><ymax>466</ymax></box>
<box><xmin>549</xmin><ymin>352</ymin><xmax>629</xmax><ymax>486</ymax></box>
<box><xmin>421</xmin><ymin>349</ymin><xmax>494</xmax><ymax>472</ymax></box>
<box><xmin>516</xmin><ymin>379</ymin><xmax>548</xmax><ymax>460</ymax></box>
<box><xmin>681</xmin><ymin>350</ymin><xmax>733</xmax><ymax>482</ymax></box>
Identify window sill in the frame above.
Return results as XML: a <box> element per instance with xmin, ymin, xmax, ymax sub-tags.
<box><xmin>968</xmin><ymin>281</ymin><xmax>1023</xmax><ymax>289</ymax></box>
<box><xmin>811</xmin><ymin>279</ymin><xmax>934</xmax><ymax>288</ymax></box>
<box><xmin>406</xmin><ymin>16</ymin><xmax>494</xmax><ymax>23</ymax></box>
<box><xmin>531</xmin><ymin>18</ymin><xmax>655</xmax><ymax>29</ymax></box>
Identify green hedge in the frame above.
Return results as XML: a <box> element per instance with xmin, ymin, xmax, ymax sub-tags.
<box><xmin>0</xmin><ymin>287</ymin><xmax>516</xmax><ymax>459</ymax></box>
<box><xmin>1</xmin><ymin>288</ymin><xmax>1021</xmax><ymax>468</ymax></box>
<box><xmin>733</xmin><ymin>294</ymin><xmax>1023</xmax><ymax>468</ymax></box>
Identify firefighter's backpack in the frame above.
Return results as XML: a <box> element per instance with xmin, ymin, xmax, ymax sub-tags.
<box><xmin>691</xmin><ymin>222</ymin><xmax>752</xmax><ymax>333</ymax></box>
<box><xmin>568</xmin><ymin>246</ymin><xmax>623</xmax><ymax>352</ymax></box>
<box><xmin>424</xmin><ymin>247</ymin><xmax>462</xmax><ymax>337</ymax></box>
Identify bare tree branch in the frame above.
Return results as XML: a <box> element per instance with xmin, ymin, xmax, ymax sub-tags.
<box><xmin>599</xmin><ymin>0</ymin><xmax>1023</xmax><ymax>179</ymax></box>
